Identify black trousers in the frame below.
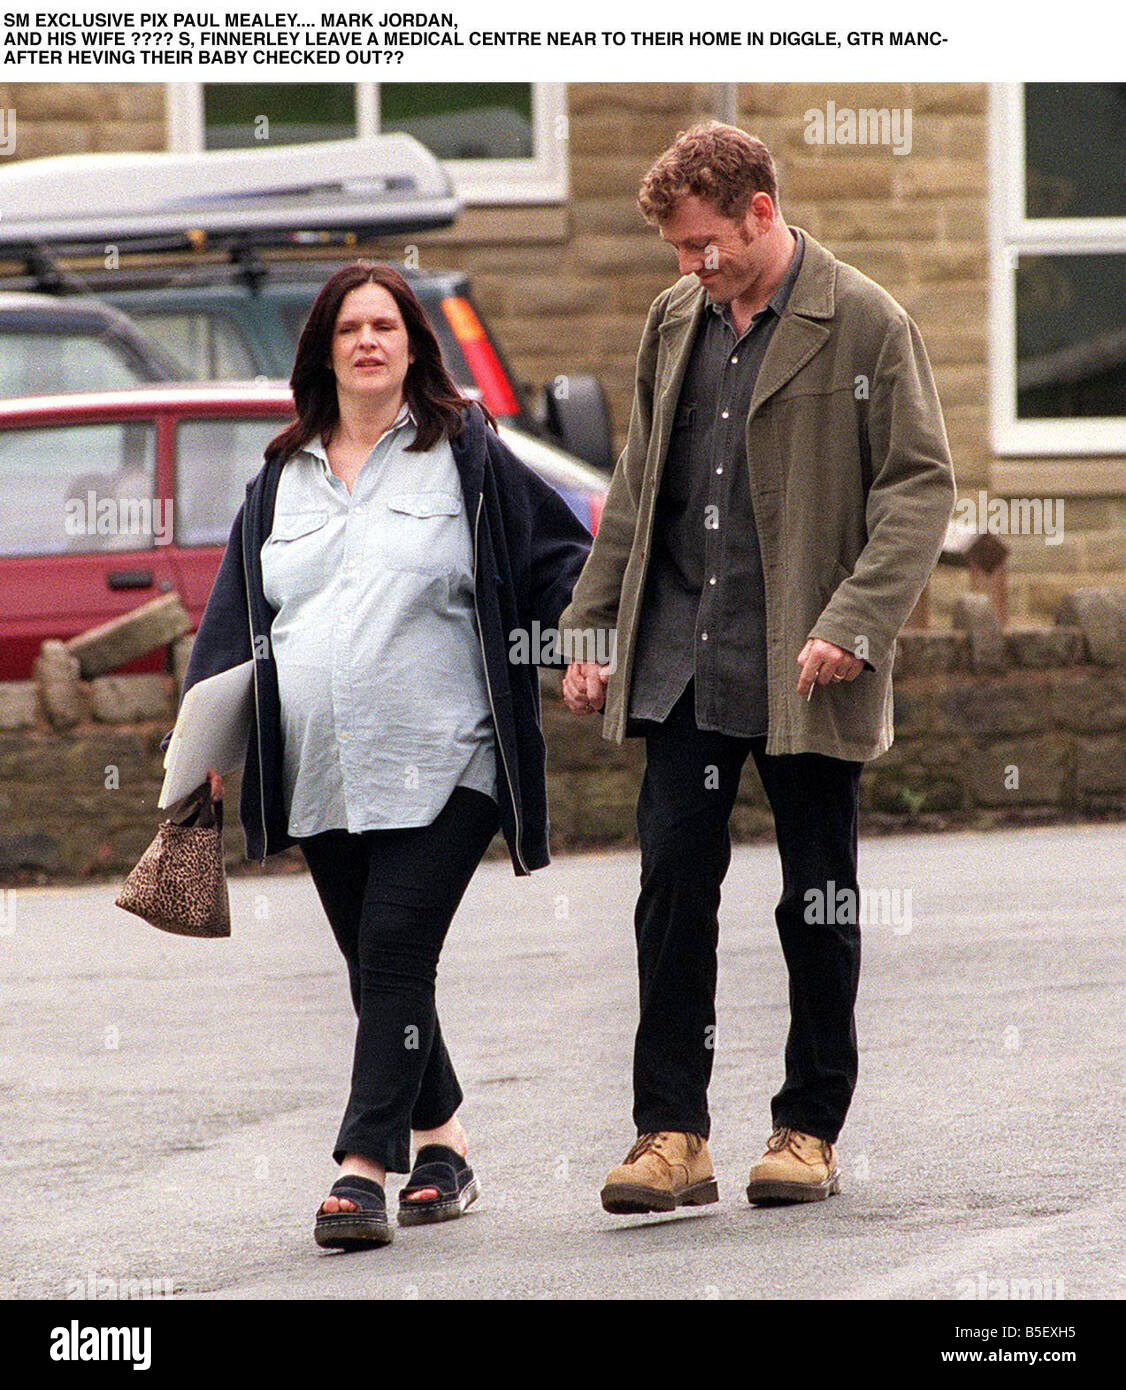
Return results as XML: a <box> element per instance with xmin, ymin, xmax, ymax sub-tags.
<box><xmin>298</xmin><ymin>786</ymin><xmax>500</xmax><ymax>1173</ymax></box>
<box><xmin>633</xmin><ymin>681</ymin><xmax>864</xmax><ymax>1144</ymax></box>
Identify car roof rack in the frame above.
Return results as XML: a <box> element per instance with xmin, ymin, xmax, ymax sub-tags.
<box><xmin>0</xmin><ymin>132</ymin><xmax>459</xmax><ymax>249</ymax></box>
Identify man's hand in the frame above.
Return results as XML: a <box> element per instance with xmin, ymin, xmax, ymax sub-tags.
<box><xmin>562</xmin><ymin>662</ymin><xmax>611</xmax><ymax>715</ymax></box>
<box><xmin>796</xmin><ymin>638</ymin><xmax>864</xmax><ymax>698</ymax></box>
<box><xmin>206</xmin><ymin>767</ymin><xmax>224</xmax><ymax>801</ymax></box>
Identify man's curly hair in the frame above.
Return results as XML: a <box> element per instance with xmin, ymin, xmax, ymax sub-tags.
<box><xmin>637</xmin><ymin>121</ymin><xmax>778</xmax><ymax>225</ymax></box>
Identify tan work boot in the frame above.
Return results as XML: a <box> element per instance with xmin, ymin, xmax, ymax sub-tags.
<box><xmin>746</xmin><ymin>1126</ymin><xmax>841</xmax><ymax>1204</ymax></box>
<box><xmin>601</xmin><ymin>1131</ymin><xmax>719</xmax><ymax>1214</ymax></box>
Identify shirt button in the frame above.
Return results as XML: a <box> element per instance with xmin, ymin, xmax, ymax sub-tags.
<box><xmin>709</xmin><ymin>575</ymin><xmax>717</xmax><ymax>585</ymax></box>
<box><xmin>716</xmin><ymin>466</ymin><xmax>723</xmax><ymax>475</ymax></box>
<box><xmin>721</xmin><ymin>410</ymin><xmax>730</xmax><ymax>419</ymax></box>
<box><xmin>731</xmin><ymin>356</ymin><xmax>739</xmax><ymax>364</ymax></box>
<box><xmin>700</xmin><ymin>632</ymin><xmax>709</xmax><ymax>642</ymax></box>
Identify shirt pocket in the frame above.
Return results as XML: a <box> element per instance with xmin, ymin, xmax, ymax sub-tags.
<box><xmin>374</xmin><ymin>490</ymin><xmax>464</xmax><ymax>574</ymax></box>
<box><xmin>261</xmin><ymin>510</ymin><xmax>329</xmax><ymax>606</ymax></box>
<box><xmin>268</xmin><ymin>511</ymin><xmax>329</xmax><ymax>543</ymax></box>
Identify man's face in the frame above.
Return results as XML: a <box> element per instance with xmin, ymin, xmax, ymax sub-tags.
<box><xmin>657</xmin><ymin>192</ymin><xmax>771</xmax><ymax>302</ymax></box>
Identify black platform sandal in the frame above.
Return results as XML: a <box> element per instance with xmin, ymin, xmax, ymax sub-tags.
<box><xmin>397</xmin><ymin>1145</ymin><xmax>479</xmax><ymax>1226</ymax></box>
<box><xmin>314</xmin><ymin>1174</ymin><xmax>392</xmax><ymax>1250</ymax></box>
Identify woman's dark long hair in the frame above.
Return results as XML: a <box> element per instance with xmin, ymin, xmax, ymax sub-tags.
<box><xmin>266</xmin><ymin>260</ymin><xmax>494</xmax><ymax>463</ymax></box>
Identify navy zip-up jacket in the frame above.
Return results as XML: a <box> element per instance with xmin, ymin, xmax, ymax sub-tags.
<box><xmin>161</xmin><ymin>402</ymin><xmax>592</xmax><ymax>875</ymax></box>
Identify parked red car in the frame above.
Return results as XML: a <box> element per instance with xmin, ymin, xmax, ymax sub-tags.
<box><xmin>0</xmin><ymin>384</ymin><xmax>607</xmax><ymax>680</ymax></box>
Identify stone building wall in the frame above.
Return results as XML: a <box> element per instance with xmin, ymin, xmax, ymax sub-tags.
<box><xmin>1</xmin><ymin>80</ymin><xmax>1123</xmax><ymax>626</ymax></box>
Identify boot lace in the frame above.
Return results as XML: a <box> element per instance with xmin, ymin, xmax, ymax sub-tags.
<box><xmin>766</xmin><ymin>1126</ymin><xmax>831</xmax><ymax>1163</ymax></box>
<box><xmin>624</xmin><ymin>1132</ymin><xmax>669</xmax><ymax>1163</ymax></box>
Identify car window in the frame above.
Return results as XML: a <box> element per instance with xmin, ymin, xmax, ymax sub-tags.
<box><xmin>0</xmin><ymin>332</ymin><xmax>148</xmax><ymax>397</ymax></box>
<box><xmin>0</xmin><ymin>421</ymin><xmax>158</xmax><ymax>557</ymax></box>
<box><xmin>175</xmin><ymin>417</ymin><xmax>285</xmax><ymax>546</ymax></box>
<box><xmin>132</xmin><ymin>312</ymin><xmax>258</xmax><ymax>380</ymax></box>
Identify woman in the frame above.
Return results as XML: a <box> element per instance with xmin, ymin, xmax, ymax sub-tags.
<box><xmin>178</xmin><ymin>261</ymin><xmax>592</xmax><ymax>1249</ymax></box>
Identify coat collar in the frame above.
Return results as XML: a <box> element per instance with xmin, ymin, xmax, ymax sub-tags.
<box><xmin>656</xmin><ymin>226</ymin><xmax>836</xmax><ymax>418</ymax></box>
<box><xmin>448</xmin><ymin>399</ymin><xmax>488</xmax><ymax>502</ymax></box>
<box><xmin>659</xmin><ymin>225</ymin><xmax>836</xmax><ymax>328</ymax></box>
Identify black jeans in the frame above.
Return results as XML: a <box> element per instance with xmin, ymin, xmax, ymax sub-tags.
<box><xmin>298</xmin><ymin>786</ymin><xmax>500</xmax><ymax>1173</ymax></box>
<box><xmin>633</xmin><ymin>681</ymin><xmax>864</xmax><ymax>1144</ymax></box>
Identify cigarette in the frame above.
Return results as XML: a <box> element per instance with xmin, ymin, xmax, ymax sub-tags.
<box><xmin>806</xmin><ymin>683</ymin><xmax>815</xmax><ymax>702</ymax></box>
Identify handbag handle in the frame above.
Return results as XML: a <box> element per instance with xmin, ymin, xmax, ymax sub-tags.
<box><xmin>169</xmin><ymin>781</ymin><xmax>224</xmax><ymax>832</ymax></box>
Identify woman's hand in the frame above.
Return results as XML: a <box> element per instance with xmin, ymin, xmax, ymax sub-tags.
<box><xmin>562</xmin><ymin>662</ymin><xmax>610</xmax><ymax>715</ymax></box>
<box><xmin>205</xmin><ymin>767</ymin><xmax>224</xmax><ymax>801</ymax></box>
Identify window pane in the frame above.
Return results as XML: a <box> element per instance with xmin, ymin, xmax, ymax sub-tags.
<box><xmin>1015</xmin><ymin>253</ymin><xmax>1126</xmax><ymax>419</ymax></box>
<box><xmin>0</xmin><ymin>333</ymin><xmax>147</xmax><ymax>397</ymax></box>
<box><xmin>381</xmin><ymin>84</ymin><xmax>534</xmax><ymax>159</ymax></box>
<box><xmin>0</xmin><ymin>423</ymin><xmax>157</xmax><ymax>557</ymax></box>
<box><xmin>1024</xmin><ymin>84</ymin><xmax>1126</xmax><ymax>219</ymax></box>
<box><xmin>176</xmin><ymin>418</ymin><xmax>285</xmax><ymax>547</ymax></box>
<box><xmin>133</xmin><ymin>312</ymin><xmax>258</xmax><ymax>380</ymax></box>
<box><xmin>204</xmin><ymin>84</ymin><xmax>356</xmax><ymax>149</ymax></box>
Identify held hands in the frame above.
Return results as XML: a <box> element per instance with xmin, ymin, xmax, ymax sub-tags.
<box><xmin>564</xmin><ymin>640</ymin><xmax>859</xmax><ymax>711</ymax></box>
<box><xmin>796</xmin><ymin>638</ymin><xmax>864</xmax><ymax>698</ymax></box>
<box><xmin>562</xmin><ymin>662</ymin><xmax>611</xmax><ymax>715</ymax></box>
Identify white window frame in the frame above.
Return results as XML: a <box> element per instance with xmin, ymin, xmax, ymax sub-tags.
<box><xmin>165</xmin><ymin>83</ymin><xmax>568</xmax><ymax>206</ymax></box>
<box><xmin>989</xmin><ymin>83</ymin><xmax>1126</xmax><ymax>456</ymax></box>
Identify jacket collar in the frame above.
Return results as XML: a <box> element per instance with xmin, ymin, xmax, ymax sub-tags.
<box><xmin>656</xmin><ymin>226</ymin><xmax>836</xmax><ymax>418</ymax></box>
<box><xmin>660</xmin><ymin>225</ymin><xmax>836</xmax><ymax>328</ymax></box>
<box><xmin>448</xmin><ymin>399</ymin><xmax>488</xmax><ymax>503</ymax></box>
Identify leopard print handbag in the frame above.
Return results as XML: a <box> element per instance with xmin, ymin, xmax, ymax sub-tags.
<box><xmin>115</xmin><ymin>782</ymin><xmax>231</xmax><ymax>938</ymax></box>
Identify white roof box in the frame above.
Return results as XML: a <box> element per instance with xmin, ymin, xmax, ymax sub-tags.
<box><xmin>0</xmin><ymin>133</ymin><xmax>459</xmax><ymax>247</ymax></box>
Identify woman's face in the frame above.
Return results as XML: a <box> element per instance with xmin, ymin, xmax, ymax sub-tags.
<box><xmin>328</xmin><ymin>282</ymin><xmax>414</xmax><ymax>407</ymax></box>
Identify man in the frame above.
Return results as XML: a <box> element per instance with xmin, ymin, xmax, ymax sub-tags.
<box><xmin>558</xmin><ymin>122</ymin><xmax>955</xmax><ymax>1214</ymax></box>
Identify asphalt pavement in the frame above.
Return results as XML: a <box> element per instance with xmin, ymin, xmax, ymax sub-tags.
<box><xmin>1</xmin><ymin>823</ymin><xmax>1122</xmax><ymax>1300</ymax></box>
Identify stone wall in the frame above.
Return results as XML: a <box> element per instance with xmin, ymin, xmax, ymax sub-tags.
<box><xmin>1</xmin><ymin>592</ymin><xmax>1123</xmax><ymax>884</ymax></box>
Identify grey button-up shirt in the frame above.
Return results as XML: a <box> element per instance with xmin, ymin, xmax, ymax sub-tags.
<box><xmin>629</xmin><ymin>230</ymin><xmax>805</xmax><ymax>736</ymax></box>
<box><xmin>261</xmin><ymin>406</ymin><xmax>497</xmax><ymax>837</ymax></box>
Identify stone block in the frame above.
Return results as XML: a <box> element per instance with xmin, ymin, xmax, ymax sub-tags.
<box><xmin>171</xmin><ymin>634</ymin><xmax>194</xmax><ymax>695</ymax></box>
<box><xmin>65</xmin><ymin>592</ymin><xmax>190</xmax><ymax>678</ymax></box>
<box><xmin>1047</xmin><ymin>670</ymin><xmax>1126</xmax><ymax>733</ymax></box>
<box><xmin>967</xmin><ymin>736</ymin><xmax>1071</xmax><ymax>807</ymax></box>
<box><xmin>867</xmin><ymin>768</ymin><xmax>966</xmax><ymax>816</ymax></box>
<box><xmin>0</xmin><ymin>682</ymin><xmax>40</xmax><ymax>730</ymax></box>
<box><xmin>1056</xmin><ymin>589</ymin><xmax>1126</xmax><ymax>666</ymax></box>
<box><xmin>1075</xmin><ymin>736</ymin><xmax>1126</xmax><ymax>796</ymax></box>
<box><xmin>1005</xmin><ymin>627</ymin><xmax>1085</xmax><ymax>669</ymax></box>
<box><xmin>0</xmin><ymin>832</ymin><xmax>61</xmax><ymax>873</ymax></box>
<box><xmin>952</xmin><ymin>593</ymin><xmax>1007</xmax><ymax>673</ymax></box>
<box><xmin>893</xmin><ymin>631</ymin><xmax>967</xmax><ymax>677</ymax></box>
<box><xmin>942</xmin><ymin>680</ymin><xmax>1045</xmax><ymax>736</ymax></box>
<box><xmin>34</xmin><ymin>641</ymin><xmax>84</xmax><ymax>730</ymax></box>
<box><xmin>89</xmin><ymin>676</ymin><xmax>174</xmax><ymax>723</ymax></box>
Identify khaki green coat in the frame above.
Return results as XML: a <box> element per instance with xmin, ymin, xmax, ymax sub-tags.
<box><xmin>558</xmin><ymin>228</ymin><xmax>957</xmax><ymax>762</ymax></box>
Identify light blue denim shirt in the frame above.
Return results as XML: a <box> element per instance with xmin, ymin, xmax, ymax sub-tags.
<box><xmin>260</xmin><ymin>405</ymin><xmax>497</xmax><ymax>837</ymax></box>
